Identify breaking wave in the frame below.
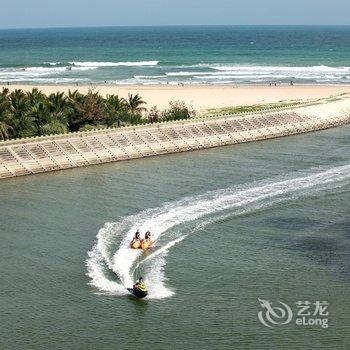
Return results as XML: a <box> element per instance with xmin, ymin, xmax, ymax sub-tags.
<box><xmin>0</xmin><ymin>61</ymin><xmax>159</xmax><ymax>83</ymax></box>
<box><xmin>1</xmin><ymin>63</ymin><xmax>349</xmax><ymax>84</ymax></box>
<box><xmin>68</xmin><ymin>60</ymin><xmax>159</xmax><ymax>67</ymax></box>
<box><xmin>86</xmin><ymin>164</ymin><xmax>350</xmax><ymax>299</ymax></box>
<box><xmin>138</xmin><ymin>65</ymin><xmax>350</xmax><ymax>84</ymax></box>
<box><xmin>0</xmin><ymin>65</ymin><xmax>96</xmax><ymax>83</ymax></box>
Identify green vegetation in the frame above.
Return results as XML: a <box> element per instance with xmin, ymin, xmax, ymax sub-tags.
<box><xmin>0</xmin><ymin>88</ymin><xmax>195</xmax><ymax>141</ymax></box>
<box><xmin>147</xmin><ymin>101</ymin><xmax>196</xmax><ymax>123</ymax></box>
<box><xmin>204</xmin><ymin>100</ymin><xmax>304</xmax><ymax>117</ymax></box>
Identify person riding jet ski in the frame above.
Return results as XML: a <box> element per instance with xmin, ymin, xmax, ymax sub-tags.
<box><xmin>130</xmin><ymin>277</ymin><xmax>148</xmax><ymax>298</ymax></box>
<box><xmin>130</xmin><ymin>230</ymin><xmax>141</xmax><ymax>249</ymax></box>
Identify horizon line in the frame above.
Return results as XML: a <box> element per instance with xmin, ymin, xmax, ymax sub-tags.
<box><xmin>1</xmin><ymin>24</ymin><xmax>350</xmax><ymax>31</ymax></box>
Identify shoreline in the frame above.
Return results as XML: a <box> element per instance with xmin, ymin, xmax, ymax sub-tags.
<box><xmin>2</xmin><ymin>84</ymin><xmax>350</xmax><ymax>112</ymax></box>
<box><xmin>1</xmin><ymin>96</ymin><xmax>349</xmax><ymax>179</ymax></box>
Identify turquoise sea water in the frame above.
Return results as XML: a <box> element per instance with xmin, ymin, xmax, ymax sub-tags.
<box><xmin>0</xmin><ymin>126</ymin><xmax>349</xmax><ymax>349</ymax></box>
<box><xmin>0</xmin><ymin>26</ymin><xmax>350</xmax><ymax>85</ymax></box>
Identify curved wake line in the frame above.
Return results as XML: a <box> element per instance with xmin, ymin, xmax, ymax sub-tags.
<box><xmin>86</xmin><ymin>164</ymin><xmax>350</xmax><ymax>299</ymax></box>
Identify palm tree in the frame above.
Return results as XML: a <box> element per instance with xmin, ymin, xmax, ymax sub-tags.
<box><xmin>48</xmin><ymin>92</ymin><xmax>68</xmax><ymax>112</ymax></box>
<box><xmin>26</xmin><ymin>88</ymin><xmax>46</xmax><ymax>106</ymax></box>
<box><xmin>9</xmin><ymin>89</ymin><xmax>36</xmax><ymax>138</ymax></box>
<box><xmin>0</xmin><ymin>121</ymin><xmax>12</xmax><ymax>140</ymax></box>
<box><xmin>125</xmin><ymin>94</ymin><xmax>147</xmax><ymax>125</ymax></box>
<box><xmin>126</xmin><ymin>94</ymin><xmax>147</xmax><ymax>114</ymax></box>
<box><xmin>0</xmin><ymin>88</ymin><xmax>157</xmax><ymax>139</ymax></box>
<box><xmin>9</xmin><ymin>89</ymin><xmax>29</xmax><ymax>117</ymax></box>
<box><xmin>0</xmin><ymin>87</ymin><xmax>10</xmax><ymax>101</ymax></box>
<box><xmin>67</xmin><ymin>90</ymin><xmax>87</xmax><ymax>131</ymax></box>
<box><xmin>0</xmin><ymin>88</ymin><xmax>13</xmax><ymax>140</ymax></box>
<box><xmin>28</xmin><ymin>101</ymin><xmax>50</xmax><ymax>135</ymax></box>
<box><xmin>48</xmin><ymin>92</ymin><xmax>71</xmax><ymax>127</ymax></box>
<box><xmin>105</xmin><ymin>95</ymin><xmax>126</xmax><ymax>127</ymax></box>
<box><xmin>68</xmin><ymin>90</ymin><xmax>105</xmax><ymax>130</ymax></box>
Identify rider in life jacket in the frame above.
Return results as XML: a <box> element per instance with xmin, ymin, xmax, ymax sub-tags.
<box><xmin>130</xmin><ymin>230</ymin><xmax>141</xmax><ymax>249</ymax></box>
<box><xmin>141</xmin><ymin>230</ymin><xmax>153</xmax><ymax>250</ymax></box>
<box><xmin>133</xmin><ymin>277</ymin><xmax>148</xmax><ymax>298</ymax></box>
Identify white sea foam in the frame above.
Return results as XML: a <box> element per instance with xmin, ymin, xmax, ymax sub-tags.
<box><xmin>0</xmin><ymin>65</ymin><xmax>96</xmax><ymax>82</ymax></box>
<box><xmin>206</xmin><ymin>65</ymin><xmax>350</xmax><ymax>82</ymax></box>
<box><xmin>86</xmin><ymin>165</ymin><xmax>350</xmax><ymax>299</ymax></box>
<box><xmin>210</xmin><ymin>64</ymin><xmax>350</xmax><ymax>73</ymax></box>
<box><xmin>193</xmin><ymin>74</ymin><xmax>288</xmax><ymax>80</ymax></box>
<box><xmin>134</xmin><ymin>75</ymin><xmax>166</xmax><ymax>79</ymax></box>
<box><xmin>165</xmin><ymin>71</ymin><xmax>214</xmax><ymax>77</ymax></box>
<box><xmin>0</xmin><ymin>76</ymin><xmax>89</xmax><ymax>83</ymax></box>
<box><xmin>24</xmin><ymin>66</ymin><xmax>68</xmax><ymax>73</ymax></box>
<box><xmin>131</xmin><ymin>65</ymin><xmax>350</xmax><ymax>84</ymax></box>
<box><xmin>1</xmin><ymin>63</ymin><xmax>349</xmax><ymax>84</ymax></box>
<box><xmin>0</xmin><ymin>68</ymin><xmax>61</xmax><ymax>79</ymax></box>
<box><xmin>114</xmin><ymin>78</ymin><xmax>181</xmax><ymax>86</ymax></box>
<box><xmin>69</xmin><ymin>60</ymin><xmax>159</xmax><ymax>67</ymax></box>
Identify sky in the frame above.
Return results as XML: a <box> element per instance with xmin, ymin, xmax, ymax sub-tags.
<box><xmin>1</xmin><ymin>0</ymin><xmax>349</xmax><ymax>29</ymax></box>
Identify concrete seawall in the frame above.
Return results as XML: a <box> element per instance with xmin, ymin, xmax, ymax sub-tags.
<box><xmin>1</xmin><ymin>98</ymin><xmax>350</xmax><ymax>179</ymax></box>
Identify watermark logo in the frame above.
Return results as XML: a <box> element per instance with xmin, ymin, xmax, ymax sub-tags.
<box><xmin>258</xmin><ymin>298</ymin><xmax>293</xmax><ymax>328</ymax></box>
<box><xmin>258</xmin><ymin>299</ymin><xmax>329</xmax><ymax>329</ymax></box>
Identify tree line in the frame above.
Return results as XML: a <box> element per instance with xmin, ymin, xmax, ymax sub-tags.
<box><xmin>0</xmin><ymin>88</ymin><xmax>196</xmax><ymax>141</ymax></box>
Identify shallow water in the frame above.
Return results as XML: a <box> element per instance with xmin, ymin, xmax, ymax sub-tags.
<box><xmin>0</xmin><ymin>126</ymin><xmax>349</xmax><ymax>349</ymax></box>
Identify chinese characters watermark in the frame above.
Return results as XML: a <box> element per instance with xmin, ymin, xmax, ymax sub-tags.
<box><xmin>258</xmin><ymin>298</ymin><xmax>329</xmax><ymax>329</ymax></box>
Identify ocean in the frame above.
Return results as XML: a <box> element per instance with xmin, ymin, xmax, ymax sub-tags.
<box><xmin>0</xmin><ymin>25</ymin><xmax>350</xmax><ymax>85</ymax></box>
<box><xmin>0</xmin><ymin>125</ymin><xmax>349</xmax><ymax>349</ymax></box>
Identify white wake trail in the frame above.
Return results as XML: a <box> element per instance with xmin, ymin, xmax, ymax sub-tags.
<box><xmin>86</xmin><ymin>164</ymin><xmax>350</xmax><ymax>299</ymax></box>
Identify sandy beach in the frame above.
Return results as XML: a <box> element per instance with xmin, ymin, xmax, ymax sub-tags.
<box><xmin>2</xmin><ymin>84</ymin><xmax>350</xmax><ymax>112</ymax></box>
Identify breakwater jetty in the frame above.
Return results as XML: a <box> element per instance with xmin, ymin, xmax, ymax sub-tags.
<box><xmin>1</xmin><ymin>97</ymin><xmax>349</xmax><ymax>179</ymax></box>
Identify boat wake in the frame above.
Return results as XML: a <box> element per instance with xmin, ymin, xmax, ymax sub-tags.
<box><xmin>86</xmin><ymin>164</ymin><xmax>350</xmax><ymax>299</ymax></box>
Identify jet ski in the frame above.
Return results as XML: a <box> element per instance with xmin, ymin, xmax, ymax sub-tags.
<box><xmin>127</xmin><ymin>287</ymin><xmax>148</xmax><ymax>299</ymax></box>
<box><xmin>127</xmin><ymin>277</ymin><xmax>148</xmax><ymax>299</ymax></box>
